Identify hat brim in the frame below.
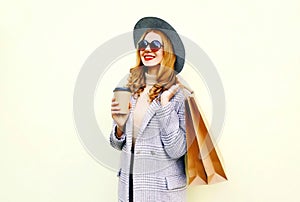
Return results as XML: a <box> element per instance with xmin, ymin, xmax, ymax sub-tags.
<box><xmin>133</xmin><ymin>17</ymin><xmax>185</xmax><ymax>74</ymax></box>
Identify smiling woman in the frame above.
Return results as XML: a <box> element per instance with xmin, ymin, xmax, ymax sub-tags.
<box><xmin>109</xmin><ymin>17</ymin><xmax>188</xmax><ymax>202</ymax></box>
<box><xmin>129</xmin><ymin>29</ymin><xmax>178</xmax><ymax>103</ymax></box>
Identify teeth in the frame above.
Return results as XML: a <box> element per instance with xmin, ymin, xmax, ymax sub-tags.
<box><xmin>144</xmin><ymin>55</ymin><xmax>154</xmax><ymax>59</ymax></box>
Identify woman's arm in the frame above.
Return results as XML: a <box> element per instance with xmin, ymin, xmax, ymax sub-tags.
<box><xmin>109</xmin><ymin>97</ymin><xmax>129</xmax><ymax>150</ymax></box>
<box><xmin>154</xmin><ymin>92</ymin><xmax>187</xmax><ymax>159</ymax></box>
<box><xmin>109</xmin><ymin>122</ymin><xmax>126</xmax><ymax>150</ymax></box>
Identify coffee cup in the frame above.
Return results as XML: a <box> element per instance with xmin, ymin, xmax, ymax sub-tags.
<box><xmin>113</xmin><ymin>87</ymin><xmax>131</xmax><ymax>114</ymax></box>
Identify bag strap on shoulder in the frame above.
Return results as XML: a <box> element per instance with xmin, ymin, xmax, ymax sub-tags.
<box><xmin>177</xmin><ymin>81</ymin><xmax>194</xmax><ymax>98</ymax></box>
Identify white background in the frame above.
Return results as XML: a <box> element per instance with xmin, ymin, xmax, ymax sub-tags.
<box><xmin>1</xmin><ymin>0</ymin><xmax>300</xmax><ymax>201</ymax></box>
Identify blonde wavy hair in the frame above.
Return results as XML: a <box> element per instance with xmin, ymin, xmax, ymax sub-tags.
<box><xmin>127</xmin><ymin>29</ymin><xmax>178</xmax><ymax>102</ymax></box>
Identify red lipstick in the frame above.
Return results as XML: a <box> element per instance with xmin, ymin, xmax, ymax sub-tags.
<box><xmin>144</xmin><ymin>54</ymin><xmax>155</xmax><ymax>61</ymax></box>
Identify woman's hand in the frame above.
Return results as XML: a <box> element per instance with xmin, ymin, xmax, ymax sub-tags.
<box><xmin>111</xmin><ymin>97</ymin><xmax>131</xmax><ymax>134</ymax></box>
<box><xmin>160</xmin><ymin>84</ymin><xmax>180</xmax><ymax>106</ymax></box>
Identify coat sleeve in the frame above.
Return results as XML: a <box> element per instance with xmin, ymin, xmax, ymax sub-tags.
<box><xmin>109</xmin><ymin>122</ymin><xmax>126</xmax><ymax>150</ymax></box>
<box><xmin>154</xmin><ymin>94</ymin><xmax>187</xmax><ymax>159</ymax></box>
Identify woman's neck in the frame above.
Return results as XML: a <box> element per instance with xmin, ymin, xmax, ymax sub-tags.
<box><xmin>145</xmin><ymin>72</ymin><xmax>157</xmax><ymax>85</ymax></box>
<box><xmin>146</xmin><ymin>64</ymin><xmax>160</xmax><ymax>75</ymax></box>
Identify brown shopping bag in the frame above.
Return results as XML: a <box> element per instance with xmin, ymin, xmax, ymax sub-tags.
<box><xmin>184</xmin><ymin>91</ymin><xmax>227</xmax><ymax>185</ymax></box>
<box><xmin>184</xmin><ymin>96</ymin><xmax>206</xmax><ymax>185</ymax></box>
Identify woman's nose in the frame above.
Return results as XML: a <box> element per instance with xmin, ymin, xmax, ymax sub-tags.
<box><xmin>144</xmin><ymin>44</ymin><xmax>151</xmax><ymax>52</ymax></box>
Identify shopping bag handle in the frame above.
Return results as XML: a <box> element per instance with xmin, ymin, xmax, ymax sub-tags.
<box><xmin>177</xmin><ymin>80</ymin><xmax>194</xmax><ymax>97</ymax></box>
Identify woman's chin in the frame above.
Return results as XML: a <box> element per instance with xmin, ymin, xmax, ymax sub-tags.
<box><xmin>142</xmin><ymin>60</ymin><xmax>160</xmax><ymax>67</ymax></box>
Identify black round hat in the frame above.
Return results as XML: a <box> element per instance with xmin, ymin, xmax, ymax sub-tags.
<box><xmin>133</xmin><ymin>17</ymin><xmax>185</xmax><ymax>74</ymax></box>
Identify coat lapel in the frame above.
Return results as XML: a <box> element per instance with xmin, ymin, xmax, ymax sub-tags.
<box><xmin>137</xmin><ymin>100</ymin><xmax>160</xmax><ymax>136</ymax></box>
<box><xmin>131</xmin><ymin>96</ymin><xmax>161</xmax><ymax>137</ymax></box>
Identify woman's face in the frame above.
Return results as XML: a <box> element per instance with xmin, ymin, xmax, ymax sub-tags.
<box><xmin>139</xmin><ymin>31</ymin><xmax>163</xmax><ymax>67</ymax></box>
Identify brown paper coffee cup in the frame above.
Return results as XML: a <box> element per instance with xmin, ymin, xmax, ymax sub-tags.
<box><xmin>113</xmin><ymin>87</ymin><xmax>131</xmax><ymax>114</ymax></box>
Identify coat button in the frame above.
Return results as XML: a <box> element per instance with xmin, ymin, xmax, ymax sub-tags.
<box><xmin>117</xmin><ymin>169</ymin><xmax>121</xmax><ymax>177</ymax></box>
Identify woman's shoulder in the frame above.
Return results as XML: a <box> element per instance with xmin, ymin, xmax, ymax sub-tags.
<box><xmin>171</xmin><ymin>87</ymin><xmax>188</xmax><ymax>103</ymax></box>
<box><xmin>171</xmin><ymin>84</ymin><xmax>194</xmax><ymax>104</ymax></box>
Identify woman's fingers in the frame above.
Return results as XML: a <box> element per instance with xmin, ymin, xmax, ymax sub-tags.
<box><xmin>111</xmin><ymin>111</ymin><xmax>121</xmax><ymax>115</ymax></box>
<box><xmin>111</xmin><ymin>97</ymin><xmax>131</xmax><ymax>116</ymax></box>
<box><xmin>111</xmin><ymin>97</ymin><xmax>121</xmax><ymax>113</ymax></box>
<box><xmin>111</xmin><ymin>97</ymin><xmax>118</xmax><ymax>105</ymax></box>
<box><xmin>111</xmin><ymin>97</ymin><xmax>119</xmax><ymax>108</ymax></box>
<box><xmin>111</xmin><ymin>104</ymin><xmax>120</xmax><ymax>112</ymax></box>
<box><xmin>168</xmin><ymin>84</ymin><xmax>180</xmax><ymax>95</ymax></box>
<box><xmin>111</xmin><ymin>97</ymin><xmax>130</xmax><ymax>128</ymax></box>
<box><xmin>111</xmin><ymin>107</ymin><xmax>120</xmax><ymax>112</ymax></box>
<box><xmin>160</xmin><ymin>84</ymin><xmax>180</xmax><ymax>106</ymax></box>
<box><xmin>111</xmin><ymin>101</ymin><xmax>119</xmax><ymax>107</ymax></box>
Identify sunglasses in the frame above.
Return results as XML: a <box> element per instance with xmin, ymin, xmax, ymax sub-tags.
<box><xmin>137</xmin><ymin>40</ymin><xmax>163</xmax><ymax>52</ymax></box>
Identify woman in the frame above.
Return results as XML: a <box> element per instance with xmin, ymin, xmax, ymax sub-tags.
<box><xmin>110</xmin><ymin>17</ymin><xmax>188</xmax><ymax>202</ymax></box>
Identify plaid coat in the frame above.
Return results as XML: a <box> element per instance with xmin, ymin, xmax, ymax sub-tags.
<box><xmin>110</xmin><ymin>88</ymin><xmax>188</xmax><ymax>202</ymax></box>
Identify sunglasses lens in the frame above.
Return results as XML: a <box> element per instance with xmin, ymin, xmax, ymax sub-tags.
<box><xmin>138</xmin><ymin>40</ymin><xmax>162</xmax><ymax>52</ymax></box>
<box><xmin>150</xmin><ymin>40</ymin><xmax>162</xmax><ymax>52</ymax></box>
<box><xmin>138</xmin><ymin>40</ymin><xmax>148</xmax><ymax>51</ymax></box>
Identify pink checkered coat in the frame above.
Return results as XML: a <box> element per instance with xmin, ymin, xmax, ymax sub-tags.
<box><xmin>110</xmin><ymin>88</ymin><xmax>188</xmax><ymax>202</ymax></box>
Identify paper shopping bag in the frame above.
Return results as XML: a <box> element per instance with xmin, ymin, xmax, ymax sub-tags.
<box><xmin>185</xmin><ymin>97</ymin><xmax>207</xmax><ymax>185</ymax></box>
<box><xmin>185</xmin><ymin>93</ymin><xmax>227</xmax><ymax>185</ymax></box>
